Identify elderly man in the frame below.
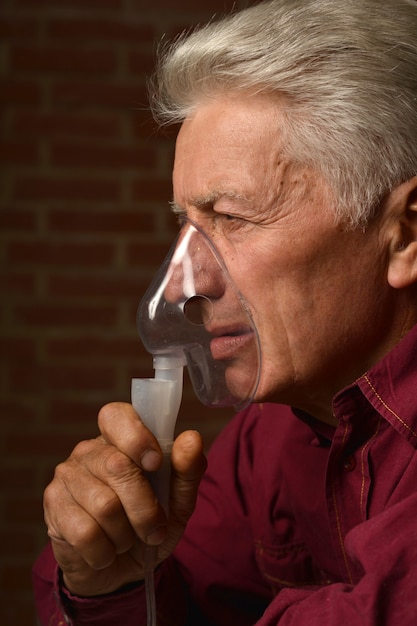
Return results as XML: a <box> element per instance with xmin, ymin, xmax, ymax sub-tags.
<box><xmin>33</xmin><ymin>0</ymin><xmax>417</xmax><ymax>624</ymax></box>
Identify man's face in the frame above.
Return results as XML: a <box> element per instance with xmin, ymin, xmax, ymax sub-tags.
<box><xmin>172</xmin><ymin>92</ymin><xmax>396</xmax><ymax>422</ymax></box>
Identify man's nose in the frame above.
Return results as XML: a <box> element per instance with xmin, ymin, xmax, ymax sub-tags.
<box><xmin>164</xmin><ymin>227</ymin><xmax>225</xmax><ymax>305</ymax></box>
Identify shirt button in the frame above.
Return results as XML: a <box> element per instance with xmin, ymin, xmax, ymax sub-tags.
<box><xmin>343</xmin><ymin>455</ymin><xmax>356</xmax><ymax>471</ymax></box>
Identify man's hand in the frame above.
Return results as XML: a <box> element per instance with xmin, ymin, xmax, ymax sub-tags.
<box><xmin>43</xmin><ymin>402</ymin><xmax>206</xmax><ymax>597</ymax></box>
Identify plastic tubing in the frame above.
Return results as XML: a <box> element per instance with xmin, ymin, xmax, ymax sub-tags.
<box><xmin>131</xmin><ymin>354</ymin><xmax>185</xmax><ymax>626</ymax></box>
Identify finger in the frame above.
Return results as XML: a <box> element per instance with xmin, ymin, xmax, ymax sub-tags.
<box><xmin>48</xmin><ymin>449</ymin><xmax>138</xmax><ymax>554</ymax></box>
<box><xmin>48</xmin><ymin>512</ymin><xmax>116</xmax><ymax>571</ymax></box>
<box><xmin>170</xmin><ymin>430</ymin><xmax>207</xmax><ymax>527</ymax></box>
<box><xmin>98</xmin><ymin>402</ymin><xmax>162</xmax><ymax>472</ymax></box>
<box><xmin>49</xmin><ymin>534</ymin><xmax>147</xmax><ymax>597</ymax></box>
<box><xmin>96</xmin><ymin>442</ymin><xmax>169</xmax><ymax>544</ymax></box>
<box><xmin>69</xmin><ymin>438</ymin><xmax>168</xmax><ymax>545</ymax></box>
<box><xmin>44</xmin><ymin>469</ymin><xmax>119</xmax><ymax>570</ymax></box>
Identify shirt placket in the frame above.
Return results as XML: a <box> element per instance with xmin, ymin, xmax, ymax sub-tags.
<box><xmin>325</xmin><ymin>415</ymin><xmax>373</xmax><ymax>584</ymax></box>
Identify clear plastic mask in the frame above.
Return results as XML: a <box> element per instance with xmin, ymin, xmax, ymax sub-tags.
<box><xmin>137</xmin><ymin>219</ymin><xmax>261</xmax><ymax>410</ymax></box>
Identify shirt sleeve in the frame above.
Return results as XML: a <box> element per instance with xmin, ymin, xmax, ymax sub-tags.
<box><xmin>32</xmin><ymin>541</ymin><xmax>188</xmax><ymax>626</ymax></box>
<box><xmin>32</xmin><ymin>542</ymin><xmax>147</xmax><ymax>626</ymax></box>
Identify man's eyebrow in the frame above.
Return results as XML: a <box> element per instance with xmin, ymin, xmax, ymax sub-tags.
<box><xmin>169</xmin><ymin>201</ymin><xmax>185</xmax><ymax>215</ymax></box>
<box><xmin>169</xmin><ymin>191</ymin><xmax>248</xmax><ymax>213</ymax></box>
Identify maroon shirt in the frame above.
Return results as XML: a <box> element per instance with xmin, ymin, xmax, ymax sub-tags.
<box><xmin>33</xmin><ymin>324</ymin><xmax>417</xmax><ymax>625</ymax></box>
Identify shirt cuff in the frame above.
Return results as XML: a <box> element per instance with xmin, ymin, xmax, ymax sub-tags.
<box><xmin>57</xmin><ymin>569</ymin><xmax>150</xmax><ymax>626</ymax></box>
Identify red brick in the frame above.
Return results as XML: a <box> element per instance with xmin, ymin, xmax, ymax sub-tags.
<box><xmin>46</xmin><ymin>272</ymin><xmax>149</xmax><ymax>299</ymax></box>
<box><xmin>0</xmin><ymin>18</ymin><xmax>38</xmax><ymax>39</ymax></box>
<box><xmin>0</xmin><ymin>564</ymin><xmax>33</xmax><ymax>588</ymax></box>
<box><xmin>52</xmin><ymin>80</ymin><xmax>146</xmax><ymax>109</ymax></box>
<box><xmin>13</xmin><ymin>303</ymin><xmax>118</xmax><ymax>327</ymax></box>
<box><xmin>8</xmin><ymin>364</ymin><xmax>117</xmax><ymax>394</ymax></box>
<box><xmin>0</xmin><ymin>400</ymin><xmax>36</xmax><ymax>423</ymax></box>
<box><xmin>0</xmin><ymin>531</ymin><xmax>35</xmax><ymax>556</ymax></box>
<box><xmin>15</xmin><ymin>0</ymin><xmax>123</xmax><ymax>8</ymax></box>
<box><xmin>0</xmin><ymin>465</ymin><xmax>36</xmax><ymax>490</ymax></box>
<box><xmin>46</xmin><ymin>335</ymin><xmax>138</xmax><ymax>361</ymax></box>
<box><xmin>13</xmin><ymin>177</ymin><xmax>120</xmax><ymax>202</ymax></box>
<box><xmin>129</xmin><ymin>0</ymin><xmax>234</xmax><ymax>9</ymax></box>
<box><xmin>125</xmin><ymin>360</ymin><xmax>154</xmax><ymax>382</ymax></box>
<box><xmin>12</xmin><ymin>111</ymin><xmax>121</xmax><ymax>138</ymax></box>
<box><xmin>47</xmin><ymin>208</ymin><xmax>155</xmax><ymax>234</ymax></box>
<box><xmin>0</xmin><ymin>79</ymin><xmax>40</xmax><ymax>106</ymax></box>
<box><xmin>0</xmin><ymin>209</ymin><xmax>37</xmax><ymax>231</ymax></box>
<box><xmin>10</xmin><ymin>45</ymin><xmax>117</xmax><ymax>74</ymax></box>
<box><xmin>0</xmin><ymin>594</ymin><xmax>38</xmax><ymax>626</ymax></box>
<box><xmin>132</xmin><ymin>178</ymin><xmax>173</xmax><ymax>203</ymax></box>
<box><xmin>0</xmin><ymin>336</ymin><xmax>36</xmax><ymax>361</ymax></box>
<box><xmin>46</xmin><ymin>336</ymin><xmax>139</xmax><ymax>360</ymax></box>
<box><xmin>0</xmin><ymin>140</ymin><xmax>38</xmax><ymax>166</ymax></box>
<box><xmin>51</xmin><ymin>142</ymin><xmax>156</xmax><ymax>170</ymax></box>
<box><xmin>128</xmin><ymin>301</ymin><xmax>142</xmax><ymax>326</ymax></box>
<box><xmin>47</xmin><ymin>18</ymin><xmax>155</xmax><ymax>43</ymax></box>
<box><xmin>0</xmin><ymin>271</ymin><xmax>36</xmax><ymax>296</ymax></box>
<box><xmin>131</xmin><ymin>109</ymin><xmax>161</xmax><ymax>140</ymax></box>
<box><xmin>163</xmin><ymin>210</ymin><xmax>182</xmax><ymax>235</ymax></box>
<box><xmin>7</xmin><ymin>239</ymin><xmax>116</xmax><ymax>267</ymax></box>
<box><xmin>128</xmin><ymin>49</ymin><xmax>155</xmax><ymax>75</ymax></box>
<box><xmin>4</xmin><ymin>497</ymin><xmax>44</xmax><ymax>523</ymax></box>
<box><xmin>46</xmin><ymin>398</ymin><xmax>104</xmax><ymax>424</ymax></box>
<box><xmin>126</xmin><ymin>240</ymin><xmax>172</xmax><ymax>267</ymax></box>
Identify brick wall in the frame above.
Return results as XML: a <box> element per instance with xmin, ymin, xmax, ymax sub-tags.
<box><xmin>0</xmin><ymin>1</ymin><xmax>254</xmax><ymax>623</ymax></box>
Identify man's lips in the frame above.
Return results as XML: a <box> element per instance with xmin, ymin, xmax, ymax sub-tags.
<box><xmin>209</xmin><ymin>326</ymin><xmax>254</xmax><ymax>360</ymax></box>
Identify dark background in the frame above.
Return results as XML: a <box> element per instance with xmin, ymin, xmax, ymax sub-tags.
<box><xmin>0</xmin><ymin>0</ymin><xmax>256</xmax><ymax>623</ymax></box>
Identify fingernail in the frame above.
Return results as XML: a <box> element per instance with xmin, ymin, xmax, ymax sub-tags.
<box><xmin>146</xmin><ymin>525</ymin><xmax>167</xmax><ymax>546</ymax></box>
<box><xmin>141</xmin><ymin>449</ymin><xmax>160</xmax><ymax>472</ymax></box>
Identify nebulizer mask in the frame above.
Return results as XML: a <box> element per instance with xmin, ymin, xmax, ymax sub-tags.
<box><xmin>131</xmin><ymin>218</ymin><xmax>261</xmax><ymax>626</ymax></box>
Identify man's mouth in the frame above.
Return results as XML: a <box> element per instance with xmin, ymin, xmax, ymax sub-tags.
<box><xmin>209</xmin><ymin>326</ymin><xmax>254</xmax><ymax>360</ymax></box>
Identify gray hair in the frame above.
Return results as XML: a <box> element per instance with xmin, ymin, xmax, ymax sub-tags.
<box><xmin>150</xmin><ymin>0</ymin><xmax>417</xmax><ymax>228</ymax></box>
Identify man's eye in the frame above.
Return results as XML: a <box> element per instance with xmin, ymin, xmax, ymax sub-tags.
<box><xmin>216</xmin><ymin>212</ymin><xmax>239</xmax><ymax>222</ymax></box>
<box><xmin>222</xmin><ymin>214</ymin><xmax>247</xmax><ymax>225</ymax></box>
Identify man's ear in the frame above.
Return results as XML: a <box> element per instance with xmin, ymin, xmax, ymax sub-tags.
<box><xmin>387</xmin><ymin>176</ymin><xmax>417</xmax><ymax>289</ymax></box>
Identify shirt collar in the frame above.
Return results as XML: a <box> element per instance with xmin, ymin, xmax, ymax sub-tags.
<box><xmin>352</xmin><ymin>323</ymin><xmax>417</xmax><ymax>447</ymax></box>
<box><xmin>294</xmin><ymin>323</ymin><xmax>417</xmax><ymax>448</ymax></box>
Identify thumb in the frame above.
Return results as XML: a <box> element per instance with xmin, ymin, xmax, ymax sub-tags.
<box><xmin>170</xmin><ymin>430</ymin><xmax>207</xmax><ymax>528</ymax></box>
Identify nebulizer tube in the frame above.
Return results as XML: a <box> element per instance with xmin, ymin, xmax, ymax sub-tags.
<box><xmin>132</xmin><ymin>218</ymin><xmax>261</xmax><ymax>626</ymax></box>
<box><xmin>131</xmin><ymin>354</ymin><xmax>185</xmax><ymax>626</ymax></box>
